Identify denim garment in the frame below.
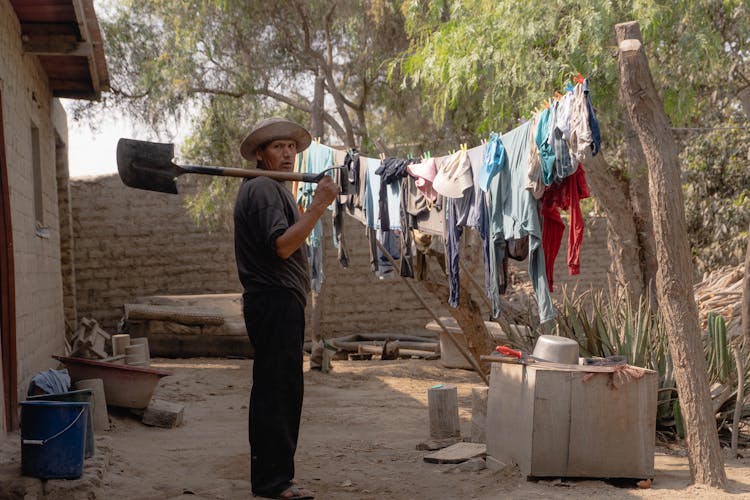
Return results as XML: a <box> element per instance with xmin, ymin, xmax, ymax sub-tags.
<box><xmin>583</xmin><ymin>79</ymin><xmax>602</xmax><ymax>156</ymax></box>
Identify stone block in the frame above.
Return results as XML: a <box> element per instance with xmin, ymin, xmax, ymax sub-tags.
<box><xmin>141</xmin><ymin>399</ymin><xmax>185</xmax><ymax>428</ymax></box>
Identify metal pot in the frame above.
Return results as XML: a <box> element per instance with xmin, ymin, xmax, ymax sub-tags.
<box><xmin>532</xmin><ymin>335</ymin><xmax>580</xmax><ymax>364</ymax></box>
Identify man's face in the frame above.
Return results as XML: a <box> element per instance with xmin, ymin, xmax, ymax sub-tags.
<box><xmin>256</xmin><ymin>139</ymin><xmax>298</xmax><ymax>172</ymax></box>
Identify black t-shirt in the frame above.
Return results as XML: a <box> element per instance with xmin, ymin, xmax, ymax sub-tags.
<box><xmin>233</xmin><ymin>176</ymin><xmax>310</xmax><ymax>307</ymax></box>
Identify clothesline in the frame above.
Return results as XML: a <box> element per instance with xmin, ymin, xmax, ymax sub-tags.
<box><xmin>294</xmin><ymin>76</ymin><xmax>602</xmax><ymax>326</ymax></box>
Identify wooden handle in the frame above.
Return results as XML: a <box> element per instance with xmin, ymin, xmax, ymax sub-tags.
<box><xmin>184</xmin><ymin>165</ymin><xmax>319</xmax><ymax>182</ymax></box>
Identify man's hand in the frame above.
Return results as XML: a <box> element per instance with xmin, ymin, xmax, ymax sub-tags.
<box><xmin>310</xmin><ymin>175</ymin><xmax>339</xmax><ymax>210</ymax></box>
<box><xmin>274</xmin><ymin>175</ymin><xmax>340</xmax><ymax>260</ymax></box>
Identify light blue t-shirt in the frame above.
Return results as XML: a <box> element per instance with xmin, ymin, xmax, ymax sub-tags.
<box><xmin>487</xmin><ymin>120</ymin><xmax>556</xmax><ymax>324</ymax></box>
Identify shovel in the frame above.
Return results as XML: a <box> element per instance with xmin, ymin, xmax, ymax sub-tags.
<box><xmin>117</xmin><ymin>138</ymin><xmax>336</xmax><ymax>194</ymax></box>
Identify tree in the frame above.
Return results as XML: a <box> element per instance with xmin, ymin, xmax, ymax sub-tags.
<box><xmin>617</xmin><ymin>20</ymin><xmax>725</xmax><ymax>487</ymax></box>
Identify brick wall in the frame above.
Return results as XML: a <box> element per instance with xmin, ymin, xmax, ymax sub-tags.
<box><xmin>70</xmin><ymin>176</ymin><xmax>241</xmax><ymax>329</ymax></box>
<box><xmin>71</xmin><ymin>174</ymin><xmax>612</xmax><ymax>339</ymax></box>
<box><xmin>0</xmin><ymin>0</ymin><xmax>69</xmax><ymax>433</ymax></box>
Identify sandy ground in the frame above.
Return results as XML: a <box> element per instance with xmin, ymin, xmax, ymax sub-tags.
<box><xmin>4</xmin><ymin>357</ymin><xmax>750</xmax><ymax>499</ymax></box>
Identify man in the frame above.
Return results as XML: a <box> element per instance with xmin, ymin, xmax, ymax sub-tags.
<box><xmin>234</xmin><ymin>117</ymin><xmax>338</xmax><ymax>499</ymax></box>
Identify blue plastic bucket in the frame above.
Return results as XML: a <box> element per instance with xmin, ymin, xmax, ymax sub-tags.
<box><xmin>28</xmin><ymin>389</ymin><xmax>95</xmax><ymax>458</ymax></box>
<box><xmin>20</xmin><ymin>401</ymin><xmax>89</xmax><ymax>479</ymax></box>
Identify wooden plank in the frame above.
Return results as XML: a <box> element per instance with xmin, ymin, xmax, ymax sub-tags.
<box><xmin>423</xmin><ymin>442</ymin><xmax>486</xmax><ymax>464</ymax></box>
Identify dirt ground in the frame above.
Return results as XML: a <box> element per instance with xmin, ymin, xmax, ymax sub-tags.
<box><xmin>4</xmin><ymin>356</ymin><xmax>750</xmax><ymax>499</ymax></box>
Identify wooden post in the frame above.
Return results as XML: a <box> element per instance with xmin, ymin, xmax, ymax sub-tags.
<box><xmin>428</xmin><ymin>385</ymin><xmax>460</xmax><ymax>439</ymax></box>
<box><xmin>470</xmin><ymin>386</ymin><xmax>489</xmax><ymax>443</ymax></box>
<box><xmin>616</xmin><ymin>20</ymin><xmax>726</xmax><ymax>487</ymax></box>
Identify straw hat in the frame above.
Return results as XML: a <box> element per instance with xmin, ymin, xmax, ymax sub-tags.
<box><xmin>240</xmin><ymin>117</ymin><xmax>312</xmax><ymax>161</ymax></box>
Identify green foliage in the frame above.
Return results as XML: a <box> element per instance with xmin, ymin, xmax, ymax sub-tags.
<box><xmin>397</xmin><ymin>0</ymin><xmax>750</xmax><ymax>274</ymax></box>
<box><xmin>82</xmin><ymin>0</ymin><xmax>437</xmax><ymax>226</ymax></box>
<box><xmin>682</xmin><ymin>111</ymin><xmax>750</xmax><ymax>276</ymax></box>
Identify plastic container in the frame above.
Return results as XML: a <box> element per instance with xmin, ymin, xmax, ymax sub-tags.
<box><xmin>20</xmin><ymin>401</ymin><xmax>90</xmax><ymax>479</ymax></box>
<box><xmin>28</xmin><ymin>389</ymin><xmax>95</xmax><ymax>458</ymax></box>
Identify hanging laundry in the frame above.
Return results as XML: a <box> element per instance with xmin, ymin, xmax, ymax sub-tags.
<box><xmin>487</xmin><ymin>120</ymin><xmax>556</xmax><ymax>324</ymax></box>
<box><xmin>407</xmin><ymin>157</ymin><xmax>438</xmax><ymax>204</ymax></box>
<box><xmin>567</xmin><ymin>83</ymin><xmax>593</xmax><ymax>166</ymax></box>
<box><xmin>541</xmin><ymin>164</ymin><xmax>590</xmax><ymax>292</ymax></box>
<box><xmin>444</xmin><ymin>143</ymin><xmax>491</xmax><ymax>307</ymax></box>
<box><xmin>534</xmin><ymin>107</ymin><xmax>556</xmax><ymax>186</ymax></box>
<box><xmin>363</xmin><ymin>157</ymin><xmax>402</xmax><ymax>277</ymax></box>
<box><xmin>296</xmin><ymin>141</ymin><xmax>335</xmax><ymax>292</ymax></box>
<box><xmin>526</xmin><ymin>114</ymin><xmax>545</xmax><ymax>199</ymax></box>
<box><xmin>478</xmin><ymin>133</ymin><xmax>505</xmax><ymax>192</ymax></box>
<box><xmin>583</xmin><ymin>79</ymin><xmax>602</xmax><ymax>156</ymax></box>
<box><xmin>332</xmin><ymin>148</ymin><xmax>350</xmax><ymax>268</ymax></box>
<box><xmin>433</xmin><ymin>149</ymin><xmax>473</xmax><ymax>198</ymax></box>
<box><xmin>556</xmin><ymin>90</ymin><xmax>574</xmax><ymax>141</ymax></box>
<box><xmin>375</xmin><ymin>157</ymin><xmax>409</xmax><ymax>231</ymax></box>
<box><xmin>343</xmin><ymin>150</ymin><xmax>362</xmax><ymax>209</ymax></box>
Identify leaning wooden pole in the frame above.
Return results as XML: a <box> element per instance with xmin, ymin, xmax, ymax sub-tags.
<box><xmin>374</xmin><ymin>238</ymin><xmax>489</xmax><ymax>385</ymax></box>
<box><xmin>616</xmin><ymin>21</ymin><xmax>726</xmax><ymax>487</ymax></box>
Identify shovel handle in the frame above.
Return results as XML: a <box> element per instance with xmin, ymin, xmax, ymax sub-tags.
<box><xmin>183</xmin><ymin>165</ymin><xmax>320</xmax><ymax>183</ymax></box>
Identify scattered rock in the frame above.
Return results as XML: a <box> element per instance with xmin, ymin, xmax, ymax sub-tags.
<box><xmin>141</xmin><ymin>399</ymin><xmax>184</xmax><ymax>428</ymax></box>
<box><xmin>415</xmin><ymin>437</ymin><xmax>461</xmax><ymax>451</ymax></box>
<box><xmin>443</xmin><ymin>458</ymin><xmax>487</xmax><ymax>473</ymax></box>
<box><xmin>485</xmin><ymin>455</ymin><xmax>507</xmax><ymax>472</ymax></box>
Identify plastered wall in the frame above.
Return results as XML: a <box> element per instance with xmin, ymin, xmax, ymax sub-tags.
<box><xmin>0</xmin><ymin>0</ymin><xmax>69</xmax><ymax>432</ymax></box>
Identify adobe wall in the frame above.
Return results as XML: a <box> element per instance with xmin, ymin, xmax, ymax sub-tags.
<box><xmin>70</xmin><ymin>174</ymin><xmax>611</xmax><ymax>339</ymax></box>
<box><xmin>0</xmin><ymin>0</ymin><xmax>69</xmax><ymax>431</ymax></box>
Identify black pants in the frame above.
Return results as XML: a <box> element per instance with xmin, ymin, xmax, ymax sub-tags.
<box><xmin>243</xmin><ymin>289</ymin><xmax>305</xmax><ymax>496</ymax></box>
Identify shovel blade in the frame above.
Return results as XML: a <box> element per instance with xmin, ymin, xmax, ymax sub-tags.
<box><xmin>117</xmin><ymin>138</ymin><xmax>182</xmax><ymax>194</ymax></box>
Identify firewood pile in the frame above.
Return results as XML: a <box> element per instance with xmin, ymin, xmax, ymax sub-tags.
<box><xmin>694</xmin><ymin>264</ymin><xmax>745</xmax><ymax>331</ymax></box>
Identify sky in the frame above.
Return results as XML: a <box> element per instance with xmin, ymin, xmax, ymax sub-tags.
<box><xmin>63</xmin><ymin>105</ymin><xmax>138</xmax><ymax>178</ymax></box>
<box><xmin>62</xmin><ymin>100</ymin><xmax>189</xmax><ymax>179</ymax></box>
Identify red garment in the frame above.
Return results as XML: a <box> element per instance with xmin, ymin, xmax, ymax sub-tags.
<box><xmin>541</xmin><ymin>165</ymin><xmax>590</xmax><ymax>292</ymax></box>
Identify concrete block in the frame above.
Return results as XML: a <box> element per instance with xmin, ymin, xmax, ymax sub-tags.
<box><xmin>141</xmin><ymin>399</ymin><xmax>185</xmax><ymax>428</ymax></box>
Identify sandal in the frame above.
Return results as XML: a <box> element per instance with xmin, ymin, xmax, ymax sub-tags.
<box><xmin>255</xmin><ymin>485</ymin><xmax>314</xmax><ymax>500</ymax></box>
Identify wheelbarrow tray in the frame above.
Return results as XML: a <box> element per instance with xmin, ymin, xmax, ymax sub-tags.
<box><xmin>53</xmin><ymin>355</ymin><xmax>172</xmax><ymax>409</ymax></box>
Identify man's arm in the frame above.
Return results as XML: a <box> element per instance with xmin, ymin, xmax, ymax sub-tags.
<box><xmin>275</xmin><ymin>176</ymin><xmax>339</xmax><ymax>259</ymax></box>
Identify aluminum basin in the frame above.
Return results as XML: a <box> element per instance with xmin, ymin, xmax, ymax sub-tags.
<box><xmin>532</xmin><ymin>335</ymin><xmax>580</xmax><ymax>364</ymax></box>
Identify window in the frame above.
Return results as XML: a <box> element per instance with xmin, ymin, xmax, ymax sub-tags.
<box><xmin>31</xmin><ymin>124</ymin><xmax>48</xmax><ymax>237</ymax></box>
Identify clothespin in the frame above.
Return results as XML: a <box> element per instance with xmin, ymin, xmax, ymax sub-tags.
<box><xmin>573</xmin><ymin>73</ymin><xmax>585</xmax><ymax>85</ymax></box>
<box><xmin>543</xmin><ymin>100</ymin><xmax>550</xmax><ymax>110</ymax></box>
<box><xmin>380</xmin><ymin>152</ymin><xmax>386</xmax><ymax>161</ymax></box>
<box><xmin>424</xmin><ymin>151</ymin><xmax>431</xmax><ymax>160</ymax></box>
<box><xmin>554</xmin><ymin>91</ymin><xmax>563</xmax><ymax>101</ymax></box>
